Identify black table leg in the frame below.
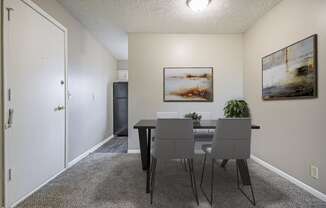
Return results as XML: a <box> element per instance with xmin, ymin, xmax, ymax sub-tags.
<box><xmin>236</xmin><ymin>159</ymin><xmax>256</xmax><ymax>205</ymax></box>
<box><xmin>146</xmin><ymin>129</ymin><xmax>151</xmax><ymax>193</ymax></box>
<box><xmin>138</xmin><ymin>128</ymin><xmax>148</xmax><ymax>170</ymax></box>
<box><xmin>221</xmin><ymin>159</ymin><xmax>229</xmax><ymax>168</ymax></box>
<box><xmin>236</xmin><ymin>159</ymin><xmax>251</xmax><ymax>186</ymax></box>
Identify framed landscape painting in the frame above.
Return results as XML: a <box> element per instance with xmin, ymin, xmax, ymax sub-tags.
<box><xmin>163</xmin><ymin>67</ymin><xmax>213</xmax><ymax>102</ymax></box>
<box><xmin>262</xmin><ymin>35</ymin><xmax>318</xmax><ymax>100</ymax></box>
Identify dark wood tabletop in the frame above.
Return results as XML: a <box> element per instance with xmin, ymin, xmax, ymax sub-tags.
<box><xmin>134</xmin><ymin>119</ymin><xmax>261</xmax><ymax>129</ymax></box>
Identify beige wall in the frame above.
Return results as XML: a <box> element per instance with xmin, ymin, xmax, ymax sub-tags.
<box><xmin>244</xmin><ymin>0</ymin><xmax>326</xmax><ymax>194</ymax></box>
<box><xmin>128</xmin><ymin>34</ymin><xmax>244</xmax><ymax>150</ymax></box>
<box><xmin>31</xmin><ymin>0</ymin><xmax>117</xmax><ymax>162</ymax></box>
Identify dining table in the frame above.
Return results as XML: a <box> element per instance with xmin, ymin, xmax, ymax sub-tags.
<box><xmin>133</xmin><ymin>119</ymin><xmax>261</xmax><ymax>193</ymax></box>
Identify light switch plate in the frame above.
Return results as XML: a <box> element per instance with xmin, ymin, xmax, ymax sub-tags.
<box><xmin>310</xmin><ymin>164</ymin><xmax>319</xmax><ymax>179</ymax></box>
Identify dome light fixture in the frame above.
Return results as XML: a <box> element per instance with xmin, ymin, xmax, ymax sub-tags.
<box><xmin>186</xmin><ymin>0</ymin><xmax>212</xmax><ymax>12</ymax></box>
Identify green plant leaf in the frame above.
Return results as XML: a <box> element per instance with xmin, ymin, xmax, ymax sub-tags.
<box><xmin>223</xmin><ymin>99</ymin><xmax>250</xmax><ymax>118</ymax></box>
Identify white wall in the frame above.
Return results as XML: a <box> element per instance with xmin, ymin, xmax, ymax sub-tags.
<box><xmin>128</xmin><ymin>34</ymin><xmax>244</xmax><ymax>150</ymax></box>
<box><xmin>0</xmin><ymin>0</ymin><xmax>3</xmax><ymax>205</ymax></box>
<box><xmin>117</xmin><ymin>60</ymin><xmax>128</xmax><ymax>81</ymax></box>
<box><xmin>31</xmin><ymin>0</ymin><xmax>117</xmax><ymax>162</ymax></box>
<box><xmin>244</xmin><ymin>0</ymin><xmax>326</xmax><ymax>194</ymax></box>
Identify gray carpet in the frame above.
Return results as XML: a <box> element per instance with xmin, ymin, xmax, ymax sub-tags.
<box><xmin>95</xmin><ymin>137</ymin><xmax>128</xmax><ymax>153</ymax></box>
<box><xmin>16</xmin><ymin>153</ymin><xmax>326</xmax><ymax>208</ymax></box>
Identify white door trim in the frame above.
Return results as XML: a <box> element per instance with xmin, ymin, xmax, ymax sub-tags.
<box><xmin>2</xmin><ymin>0</ymin><xmax>68</xmax><ymax>207</ymax></box>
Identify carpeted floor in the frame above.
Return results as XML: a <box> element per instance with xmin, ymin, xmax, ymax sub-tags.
<box><xmin>95</xmin><ymin>137</ymin><xmax>128</xmax><ymax>153</ymax></box>
<box><xmin>16</xmin><ymin>153</ymin><xmax>326</xmax><ymax>208</ymax></box>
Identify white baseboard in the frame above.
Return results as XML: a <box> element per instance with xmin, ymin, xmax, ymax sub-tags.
<box><xmin>8</xmin><ymin>135</ymin><xmax>114</xmax><ymax>208</ymax></box>
<box><xmin>128</xmin><ymin>149</ymin><xmax>204</xmax><ymax>154</ymax></box>
<box><xmin>128</xmin><ymin>149</ymin><xmax>140</xmax><ymax>153</ymax></box>
<box><xmin>9</xmin><ymin>168</ymin><xmax>66</xmax><ymax>208</ymax></box>
<box><xmin>68</xmin><ymin>135</ymin><xmax>114</xmax><ymax>168</ymax></box>
<box><xmin>251</xmin><ymin>155</ymin><xmax>326</xmax><ymax>202</ymax></box>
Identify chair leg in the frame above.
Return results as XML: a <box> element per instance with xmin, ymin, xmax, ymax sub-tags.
<box><xmin>150</xmin><ymin>158</ymin><xmax>157</xmax><ymax>204</ymax></box>
<box><xmin>200</xmin><ymin>153</ymin><xmax>207</xmax><ymax>186</ymax></box>
<box><xmin>187</xmin><ymin>159</ymin><xmax>195</xmax><ymax>195</ymax></box>
<box><xmin>190</xmin><ymin>159</ymin><xmax>199</xmax><ymax>206</ymax></box>
<box><xmin>200</xmin><ymin>159</ymin><xmax>215</xmax><ymax>206</ymax></box>
<box><xmin>150</xmin><ymin>157</ymin><xmax>155</xmax><ymax>185</ymax></box>
<box><xmin>184</xmin><ymin>159</ymin><xmax>188</xmax><ymax>172</ymax></box>
<box><xmin>236</xmin><ymin>160</ymin><xmax>256</xmax><ymax>206</ymax></box>
<box><xmin>210</xmin><ymin>159</ymin><xmax>215</xmax><ymax>206</ymax></box>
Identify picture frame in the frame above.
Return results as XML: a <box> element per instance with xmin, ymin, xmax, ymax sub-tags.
<box><xmin>262</xmin><ymin>34</ymin><xmax>318</xmax><ymax>100</ymax></box>
<box><xmin>163</xmin><ymin>67</ymin><xmax>214</xmax><ymax>102</ymax></box>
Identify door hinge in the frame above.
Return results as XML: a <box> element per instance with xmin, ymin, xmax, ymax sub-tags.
<box><xmin>8</xmin><ymin>169</ymin><xmax>12</xmax><ymax>181</ymax></box>
<box><xmin>6</xmin><ymin>7</ymin><xmax>14</xmax><ymax>21</ymax></box>
<box><xmin>5</xmin><ymin>108</ymin><xmax>14</xmax><ymax>129</ymax></box>
<box><xmin>8</xmin><ymin>88</ymin><xmax>11</xmax><ymax>101</ymax></box>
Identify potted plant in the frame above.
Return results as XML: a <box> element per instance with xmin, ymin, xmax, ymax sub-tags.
<box><xmin>223</xmin><ymin>99</ymin><xmax>250</xmax><ymax>118</ymax></box>
<box><xmin>184</xmin><ymin>112</ymin><xmax>202</xmax><ymax>123</ymax></box>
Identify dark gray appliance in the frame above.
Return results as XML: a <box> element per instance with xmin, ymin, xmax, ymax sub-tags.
<box><xmin>113</xmin><ymin>82</ymin><xmax>128</xmax><ymax>136</ymax></box>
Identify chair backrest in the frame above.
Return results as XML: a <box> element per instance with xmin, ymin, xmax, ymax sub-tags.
<box><xmin>156</xmin><ymin>112</ymin><xmax>179</xmax><ymax>119</ymax></box>
<box><xmin>153</xmin><ymin>119</ymin><xmax>194</xmax><ymax>160</ymax></box>
<box><xmin>195</xmin><ymin>112</ymin><xmax>212</xmax><ymax>133</ymax></box>
<box><xmin>211</xmin><ymin>118</ymin><xmax>251</xmax><ymax>159</ymax></box>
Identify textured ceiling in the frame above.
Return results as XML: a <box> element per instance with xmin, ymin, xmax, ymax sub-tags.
<box><xmin>57</xmin><ymin>0</ymin><xmax>282</xmax><ymax>60</ymax></box>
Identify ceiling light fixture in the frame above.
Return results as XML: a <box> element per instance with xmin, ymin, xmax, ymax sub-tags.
<box><xmin>186</xmin><ymin>0</ymin><xmax>211</xmax><ymax>12</ymax></box>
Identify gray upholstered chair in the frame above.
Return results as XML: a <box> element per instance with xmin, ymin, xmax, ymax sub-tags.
<box><xmin>200</xmin><ymin>118</ymin><xmax>255</xmax><ymax>206</ymax></box>
<box><xmin>150</xmin><ymin>119</ymin><xmax>199</xmax><ymax>205</ymax></box>
<box><xmin>194</xmin><ymin>112</ymin><xmax>214</xmax><ymax>142</ymax></box>
<box><xmin>153</xmin><ymin>112</ymin><xmax>179</xmax><ymax>141</ymax></box>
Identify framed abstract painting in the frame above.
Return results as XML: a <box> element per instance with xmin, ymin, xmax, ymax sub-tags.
<box><xmin>262</xmin><ymin>35</ymin><xmax>318</xmax><ymax>100</ymax></box>
<box><xmin>163</xmin><ymin>67</ymin><xmax>213</xmax><ymax>102</ymax></box>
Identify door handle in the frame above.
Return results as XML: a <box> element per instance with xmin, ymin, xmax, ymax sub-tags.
<box><xmin>54</xmin><ymin>105</ymin><xmax>65</xmax><ymax>111</ymax></box>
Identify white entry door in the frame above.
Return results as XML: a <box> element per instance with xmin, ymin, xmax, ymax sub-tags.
<box><xmin>3</xmin><ymin>0</ymin><xmax>67</xmax><ymax>206</ymax></box>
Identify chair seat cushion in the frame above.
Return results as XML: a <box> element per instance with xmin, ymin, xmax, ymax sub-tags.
<box><xmin>201</xmin><ymin>144</ymin><xmax>212</xmax><ymax>154</ymax></box>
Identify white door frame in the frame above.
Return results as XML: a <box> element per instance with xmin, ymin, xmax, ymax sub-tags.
<box><xmin>2</xmin><ymin>0</ymin><xmax>68</xmax><ymax>207</ymax></box>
